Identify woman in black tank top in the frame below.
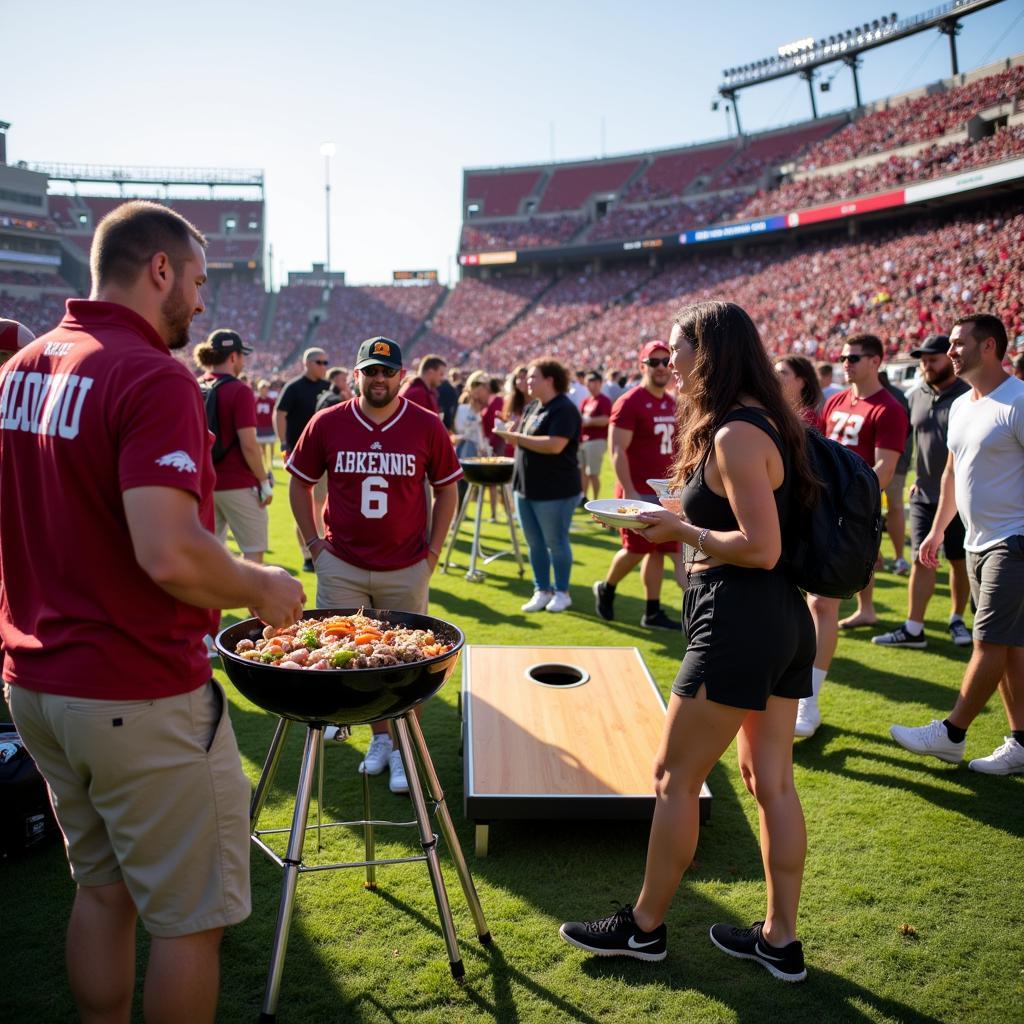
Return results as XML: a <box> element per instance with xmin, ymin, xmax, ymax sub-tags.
<box><xmin>559</xmin><ymin>301</ymin><xmax>821</xmax><ymax>980</ymax></box>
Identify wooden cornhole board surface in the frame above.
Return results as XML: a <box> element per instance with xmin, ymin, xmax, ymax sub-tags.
<box><xmin>462</xmin><ymin>645</ymin><xmax>711</xmax><ymax>855</ymax></box>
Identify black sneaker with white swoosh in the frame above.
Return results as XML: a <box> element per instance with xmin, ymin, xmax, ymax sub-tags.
<box><xmin>559</xmin><ymin>903</ymin><xmax>667</xmax><ymax>961</ymax></box>
<box><xmin>709</xmin><ymin>920</ymin><xmax>806</xmax><ymax>982</ymax></box>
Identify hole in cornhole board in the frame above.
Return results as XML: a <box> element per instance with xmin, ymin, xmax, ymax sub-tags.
<box><xmin>525</xmin><ymin>663</ymin><xmax>590</xmax><ymax>688</ymax></box>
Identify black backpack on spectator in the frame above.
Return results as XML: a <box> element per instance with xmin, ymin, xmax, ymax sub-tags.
<box><xmin>0</xmin><ymin>723</ymin><xmax>58</xmax><ymax>858</ymax></box>
<box><xmin>785</xmin><ymin>429</ymin><xmax>883</xmax><ymax>599</ymax></box>
<box><xmin>199</xmin><ymin>376</ymin><xmax>239</xmax><ymax>463</ymax></box>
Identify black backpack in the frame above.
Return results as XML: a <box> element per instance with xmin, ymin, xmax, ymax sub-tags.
<box><xmin>0</xmin><ymin>724</ymin><xmax>58</xmax><ymax>858</ymax></box>
<box><xmin>786</xmin><ymin>428</ymin><xmax>883</xmax><ymax>599</ymax></box>
<box><xmin>199</xmin><ymin>375</ymin><xmax>239</xmax><ymax>463</ymax></box>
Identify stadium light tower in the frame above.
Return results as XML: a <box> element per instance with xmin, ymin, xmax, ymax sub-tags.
<box><xmin>320</xmin><ymin>141</ymin><xmax>336</xmax><ymax>273</ymax></box>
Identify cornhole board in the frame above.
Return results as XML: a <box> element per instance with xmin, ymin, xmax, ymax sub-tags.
<box><xmin>461</xmin><ymin>645</ymin><xmax>711</xmax><ymax>855</ymax></box>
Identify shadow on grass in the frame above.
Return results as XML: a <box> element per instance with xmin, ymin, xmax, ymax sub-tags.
<box><xmin>829</xmin><ymin>653</ymin><xmax>966</xmax><ymax>708</ymax></box>
<box><xmin>795</xmin><ymin>722</ymin><xmax>1024</xmax><ymax>839</ymax></box>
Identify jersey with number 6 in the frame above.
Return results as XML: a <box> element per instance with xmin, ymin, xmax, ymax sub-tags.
<box><xmin>287</xmin><ymin>397</ymin><xmax>462</xmax><ymax>570</ymax></box>
<box><xmin>822</xmin><ymin>386</ymin><xmax>907</xmax><ymax>466</ymax></box>
<box><xmin>609</xmin><ymin>385</ymin><xmax>678</xmax><ymax>494</ymax></box>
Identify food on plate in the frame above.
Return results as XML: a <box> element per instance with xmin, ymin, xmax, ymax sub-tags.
<box><xmin>616</xmin><ymin>505</ymin><xmax>642</xmax><ymax>515</ymax></box>
<box><xmin>460</xmin><ymin>456</ymin><xmax>513</xmax><ymax>464</ymax></box>
<box><xmin>233</xmin><ymin>612</ymin><xmax>452</xmax><ymax>670</ymax></box>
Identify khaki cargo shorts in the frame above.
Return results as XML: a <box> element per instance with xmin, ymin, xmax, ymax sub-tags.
<box><xmin>6</xmin><ymin>679</ymin><xmax>252</xmax><ymax>938</ymax></box>
<box><xmin>314</xmin><ymin>548</ymin><xmax>430</xmax><ymax>615</ymax></box>
<box><xmin>214</xmin><ymin>486</ymin><xmax>270</xmax><ymax>554</ymax></box>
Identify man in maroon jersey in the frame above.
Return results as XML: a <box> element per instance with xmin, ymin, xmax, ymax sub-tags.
<box><xmin>797</xmin><ymin>332</ymin><xmax>908</xmax><ymax>738</ymax></box>
<box><xmin>0</xmin><ymin>317</ymin><xmax>34</xmax><ymax>363</ymax></box>
<box><xmin>398</xmin><ymin>352</ymin><xmax>446</xmax><ymax>415</ymax></box>
<box><xmin>579</xmin><ymin>370</ymin><xmax>612</xmax><ymax>501</ymax></box>
<box><xmin>288</xmin><ymin>336</ymin><xmax>461</xmax><ymax>793</ymax></box>
<box><xmin>0</xmin><ymin>200</ymin><xmax>304</xmax><ymax>1023</ymax></box>
<box><xmin>593</xmin><ymin>341</ymin><xmax>682</xmax><ymax>630</ymax></box>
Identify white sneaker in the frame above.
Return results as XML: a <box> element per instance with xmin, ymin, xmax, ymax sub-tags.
<box><xmin>388</xmin><ymin>748</ymin><xmax>409</xmax><ymax>794</ymax></box>
<box><xmin>359</xmin><ymin>733</ymin><xmax>393</xmax><ymax>775</ymax></box>
<box><xmin>794</xmin><ymin>697</ymin><xmax>821</xmax><ymax>738</ymax></box>
<box><xmin>204</xmin><ymin>634</ymin><xmax>219</xmax><ymax>660</ymax></box>
<box><xmin>545</xmin><ymin>591</ymin><xmax>572</xmax><ymax>613</ymax></box>
<box><xmin>968</xmin><ymin>737</ymin><xmax>1024</xmax><ymax>775</ymax></box>
<box><xmin>324</xmin><ymin>725</ymin><xmax>351</xmax><ymax>743</ymax></box>
<box><xmin>521</xmin><ymin>589</ymin><xmax>554</xmax><ymax>612</ymax></box>
<box><xmin>890</xmin><ymin>720</ymin><xmax>965</xmax><ymax>764</ymax></box>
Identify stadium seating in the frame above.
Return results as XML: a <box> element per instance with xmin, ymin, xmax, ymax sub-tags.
<box><xmin>619</xmin><ymin>143</ymin><xmax>740</xmax><ymax>202</ymax></box>
<box><xmin>312</xmin><ymin>283</ymin><xmax>443</xmax><ymax>353</ymax></box>
<box><xmin>463</xmin><ymin>169</ymin><xmax>544</xmax><ymax>217</ymax></box>
<box><xmin>210</xmin><ymin>279</ymin><xmax>268</xmax><ymax>347</ymax></box>
<box><xmin>537</xmin><ymin>159</ymin><xmax>642</xmax><ymax>212</ymax></box>
<box><xmin>460</xmin><ymin>214</ymin><xmax>585</xmax><ymax>252</ymax></box>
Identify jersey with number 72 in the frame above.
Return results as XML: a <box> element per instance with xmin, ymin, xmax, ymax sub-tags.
<box><xmin>609</xmin><ymin>386</ymin><xmax>679</xmax><ymax>494</ymax></box>
<box><xmin>822</xmin><ymin>387</ymin><xmax>908</xmax><ymax>466</ymax></box>
<box><xmin>287</xmin><ymin>397</ymin><xmax>462</xmax><ymax>571</ymax></box>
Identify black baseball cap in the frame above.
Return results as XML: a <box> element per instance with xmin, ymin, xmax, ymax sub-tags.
<box><xmin>909</xmin><ymin>334</ymin><xmax>950</xmax><ymax>358</ymax></box>
<box><xmin>206</xmin><ymin>328</ymin><xmax>253</xmax><ymax>355</ymax></box>
<box><xmin>355</xmin><ymin>336</ymin><xmax>402</xmax><ymax>371</ymax></box>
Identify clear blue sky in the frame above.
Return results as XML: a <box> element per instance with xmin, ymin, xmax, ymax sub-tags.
<box><xmin>6</xmin><ymin>0</ymin><xmax>1024</xmax><ymax>285</ymax></box>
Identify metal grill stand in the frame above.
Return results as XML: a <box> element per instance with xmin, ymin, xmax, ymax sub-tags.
<box><xmin>249</xmin><ymin>712</ymin><xmax>490</xmax><ymax>1023</ymax></box>
<box><xmin>442</xmin><ymin>482</ymin><xmax>523</xmax><ymax>582</ymax></box>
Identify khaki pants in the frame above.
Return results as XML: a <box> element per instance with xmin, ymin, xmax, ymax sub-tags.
<box><xmin>314</xmin><ymin>548</ymin><xmax>431</xmax><ymax>614</ymax></box>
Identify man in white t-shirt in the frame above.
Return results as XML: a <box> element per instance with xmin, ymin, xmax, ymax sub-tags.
<box><xmin>891</xmin><ymin>313</ymin><xmax>1024</xmax><ymax>775</ymax></box>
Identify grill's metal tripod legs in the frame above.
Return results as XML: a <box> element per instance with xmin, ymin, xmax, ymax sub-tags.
<box><xmin>251</xmin><ymin>716</ymin><xmax>292</xmax><ymax>832</ymax></box>
<box><xmin>465</xmin><ymin>485</ymin><xmax>486</xmax><ymax>582</ymax></box>
<box><xmin>500</xmin><ymin>484</ymin><xmax>524</xmax><ymax>578</ymax></box>
<box><xmin>406</xmin><ymin>714</ymin><xmax>491</xmax><ymax>943</ymax></box>
<box><xmin>259</xmin><ymin>724</ymin><xmax>322</xmax><ymax>1022</ymax></box>
<box><xmin>393</xmin><ymin>714</ymin><xmax>464</xmax><ymax>979</ymax></box>
<box><xmin>362</xmin><ymin>767</ymin><xmax>376</xmax><ymax>890</ymax></box>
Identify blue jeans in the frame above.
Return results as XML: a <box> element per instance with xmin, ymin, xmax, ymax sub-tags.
<box><xmin>515</xmin><ymin>492</ymin><xmax>579</xmax><ymax>593</ymax></box>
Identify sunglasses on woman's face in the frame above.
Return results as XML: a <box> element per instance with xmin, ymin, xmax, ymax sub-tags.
<box><xmin>644</xmin><ymin>357</ymin><xmax>671</xmax><ymax>367</ymax></box>
<box><xmin>360</xmin><ymin>365</ymin><xmax>399</xmax><ymax>378</ymax></box>
<box><xmin>839</xmin><ymin>354</ymin><xmax>862</xmax><ymax>364</ymax></box>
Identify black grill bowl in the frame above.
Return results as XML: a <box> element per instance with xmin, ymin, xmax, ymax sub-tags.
<box><xmin>215</xmin><ymin>608</ymin><xmax>464</xmax><ymax>726</ymax></box>
<box><xmin>459</xmin><ymin>457</ymin><xmax>515</xmax><ymax>485</ymax></box>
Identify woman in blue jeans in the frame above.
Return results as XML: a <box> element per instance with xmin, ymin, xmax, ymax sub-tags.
<box><xmin>493</xmin><ymin>358</ymin><xmax>582</xmax><ymax>613</ymax></box>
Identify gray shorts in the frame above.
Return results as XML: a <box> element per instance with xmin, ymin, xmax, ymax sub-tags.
<box><xmin>966</xmin><ymin>535</ymin><xmax>1024</xmax><ymax>647</ymax></box>
<box><xmin>579</xmin><ymin>439</ymin><xmax>607</xmax><ymax>477</ymax></box>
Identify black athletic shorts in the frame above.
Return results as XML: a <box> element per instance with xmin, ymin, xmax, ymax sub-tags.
<box><xmin>909</xmin><ymin>497</ymin><xmax>966</xmax><ymax>562</ymax></box>
<box><xmin>673</xmin><ymin>565</ymin><xmax>815</xmax><ymax>711</ymax></box>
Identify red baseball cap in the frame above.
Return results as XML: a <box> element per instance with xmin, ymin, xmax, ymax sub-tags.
<box><xmin>639</xmin><ymin>339</ymin><xmax>670</xmax><ymax>362</ymax></box>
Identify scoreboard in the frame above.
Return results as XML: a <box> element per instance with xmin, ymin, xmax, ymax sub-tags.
<box><xmin>393</xmin><ymin>269</ymin><xmax>438</xmax><ymax>282</ymax></box>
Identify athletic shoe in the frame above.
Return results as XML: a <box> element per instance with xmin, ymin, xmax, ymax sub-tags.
<box><xmin>793</xmin><ymin>696</ymin><xmax>821</xmax><ymax>738</ymax></box>
<box><xmin>546</xmin><ymin>591</ymin><xmax>573</xmax><ymax>613</ymax></box>
<box><xmin>592</xmin><ymin>581</ymin><xmax>614</xmax><ymax>621</ymax></box>
<box><xmin>359</xmin><ymin>733</ymin><xmax>393</xmax><ymax>775</ymax></box>
<box><xmin>708</xmin><ymin>921</ymin><xmax>807</xmax><ymax>983</ymax></box>
<box><xmin>558</xmin><ymin>903</ymin><xmax>667</xmax><ymax>961</ymax></box>
<box><xmin>323</xmin><ymin>725</ymin><xmax>351</xmax><ymax>743</ymax></box>
<box><xmin>388</xmin><ymin>749</ymin><xmax>409</xmax><ymax>794</ymax></box>
<box><xmin>889</xmin><ymin>720</ymin><xmax>965</xmax><ymax>764</ymax></box>
<box><xmin>521</xmin><ymin>589</ymin><xmax>554</xmax><ymax>613</ymax></box>
<box><xmin>204</xmin><ymin>634</ymin><xmax>220</xmax><ymax>660</ymax></box>
<box><xmin>871</xmin><ymin>625</ymin><xmax>927</xmax><ymax>649</ymax></box>
<box><xmin>302</xmin><ymin>557</ymin><xmax>315</xmax><ymax>573</ymax></box>
<box><xmin>641</xmin><ymin>608</ymin><xmax>681</xmax><ymax>631</ymax></box>
<box><xmin>968</xmin><ymin>737</ymin><xmax>1024</xmax><ymax>775</ymax></box>
<box><xmin>892</xmin><ymin>557</ymin><xmax>911</xmax><ymax>576</ymax></box>
<box><xmin>948</xmin><ymin>620</ymin><xmax>972</xmax><ymax>647</ymax></box>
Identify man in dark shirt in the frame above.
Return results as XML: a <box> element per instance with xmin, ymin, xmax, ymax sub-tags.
<box><xmin>873</xmin><ymin>335</ymin><xmax>971</xmax><ymax>649</ymax></box>
<box><xmin>275</xmin><ymin>347</ymin><xmax>330</xmax><ymax>570</ymax></box>
<box><xmin>437</xmin><ymin>371</ymin><xmax>459</xmax><ymax>430</ymax></box>
<box><xmin>879</xmin><ymin>369</ymin><xmax>913</xmax><ymax>575</ymax></box>
<box><xmin>316</xmin><ymin>365</ymin><xmax>352</xmax><ymax>412</ymax></box>
<box><xmin>399</xmin><ymin>353</ymin><xmax>446</xmax><ymax>415</ymax></box>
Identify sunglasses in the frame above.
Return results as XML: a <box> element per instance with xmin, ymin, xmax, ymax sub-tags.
<box><xmin>360</xmin><ymin>365</ymin><xmax>399</xmax><ymax>378</ymax></box>
<box><xmin>644</xmin><ymin>357</ymin><xmax>671</xmax><ymax>367</ymax></box>
<box><xmin>313</xmin><ymin>359</ymin><xmax>330</xmax><ymax>366</ymax></box>
<box><xmin>839</xmin><ymin>354</ymin><xmax>863</xmax><ymax>364</ymax></box>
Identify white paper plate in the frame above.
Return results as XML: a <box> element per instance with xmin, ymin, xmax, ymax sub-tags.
<box><xmin>584</xmin><ymin>498</ymin><xmax>664</xmax><ymax>529</ymax></box>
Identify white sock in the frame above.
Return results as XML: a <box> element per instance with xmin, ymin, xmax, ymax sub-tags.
<box><xmin>811</xmin><ymin>667</ymin><xmax>827</xmax><ymax>698</ymax></box>
<box><xmin>949</xmin><ymin>613</ymin><xmax>964</xmax><ymax>625</ymax></box>
<box><xmin>904</xmin><ymin>619</ymin><xmax>924</xmax><ymax>635</ymax></box>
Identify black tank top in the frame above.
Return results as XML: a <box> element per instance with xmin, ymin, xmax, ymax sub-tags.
<box><xmin>680</xmin><ymin>407</ymin><xmax>793</xmax><ymax>535</ymax></box>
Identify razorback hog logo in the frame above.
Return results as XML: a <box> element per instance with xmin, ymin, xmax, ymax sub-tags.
<box><xmin>372</xmin><ymin>342</ymin><xmax>391</xmax><ymax>356</ymax></box>
<box><xmin>155</xmin><ymin>450</ymin><xmax>197</xmax><ymax>473</ymax></box>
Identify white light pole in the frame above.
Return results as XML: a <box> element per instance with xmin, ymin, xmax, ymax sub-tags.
<box><xmin>320</xmin><ymin>141</ymin><xmax>336</xmax><ymax>273</ymax></box>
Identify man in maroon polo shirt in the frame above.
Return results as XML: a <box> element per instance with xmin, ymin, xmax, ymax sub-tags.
<box><xmin>399</xmin><ymin>352</ymin><xmax>446</xmax><ymax>415</ymax></box>
<box><xmin>288</xmin><ymin>336</ymin><xmax>461</xmax><ymax>793</ymax></box>
<box><xmin>0</xmin><ymin>200</ymin><xmax>304</xmax><ymax>1023</ymax></box>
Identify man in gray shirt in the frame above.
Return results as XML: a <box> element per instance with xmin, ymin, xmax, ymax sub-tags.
<box><xmin>873</xmin><ymin>336</ymin><xmax>971</xmax><ymax>650</ymax></box>
<box><xmin>891</xmin><ymin>314</ymin><xmax>1024</xmax><ymax>775</ymax></box>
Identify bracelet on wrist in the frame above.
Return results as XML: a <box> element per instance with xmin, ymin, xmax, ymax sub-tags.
<box><xmin>306</xmin><ymin>536</ymin><xmax>321</xmax><ymax>549</ymax></box>
<box><xmin>696</xmin><ymin>527</ymin><xmax>710</xmax><ymax>553</ymax></box>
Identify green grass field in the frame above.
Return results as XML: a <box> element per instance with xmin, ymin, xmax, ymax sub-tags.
<box><xmin>4</xmin><ymin>465</ymin><xmax>1022</xmax><ymax>1024</ymax></box>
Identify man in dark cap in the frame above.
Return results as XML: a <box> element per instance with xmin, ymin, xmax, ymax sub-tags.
<box><xmin>873</xmin><ymin>335</ymin><xmax>971</xmax><ymax>649</ymax></box>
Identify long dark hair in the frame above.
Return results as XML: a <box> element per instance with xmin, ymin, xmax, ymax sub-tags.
<box><xmin>778</xmin><ymin>354</ymin><xmax>823</xmax><ymax>412</ymax></box>
<box><xmin>670</xmin><ymin>300</ymin><xmax>819</xmax><ymax>507</ymax></box>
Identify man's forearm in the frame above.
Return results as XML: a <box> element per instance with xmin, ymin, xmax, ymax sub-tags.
<box><xmin>611</xmin><ymin>449</ymin><xmax>633</xmax><ymax>494</ymax></box>
<box><xmin>289</xmin><ymin>477</ymin><xmax>319</xmax><ymax>543</ymax></box>
<box><xmin>239</xmin><ymin>435</ymin><xmax>267</xmax><ymax>481</ymax></box>
<box><xmin>275</xmin><ymin>411</ymin><xmax>288</xmax><ymax>447</ymax></box>
<box><xmin>930</xmin><ymin>465</ymin><xmax>959</xmax><ymax>536</ymax></box>
<box><xmin>428</xmin><ymin>485</ymin><xmax>458</xmax><ymax>554</ymax></box>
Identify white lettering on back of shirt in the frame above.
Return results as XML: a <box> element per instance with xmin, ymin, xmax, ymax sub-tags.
<box><xmin>0</xmin><ymin>372</ymin><xmax>94</xmax><ymax>439</ymax></box>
